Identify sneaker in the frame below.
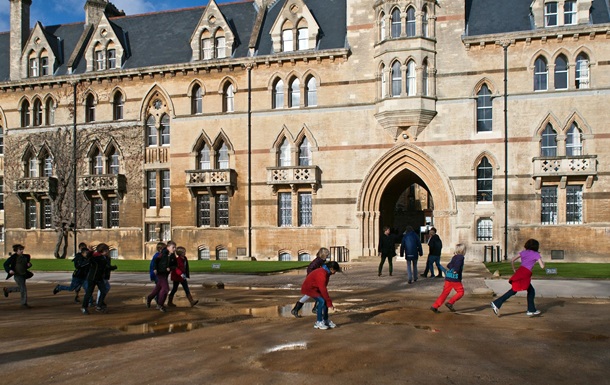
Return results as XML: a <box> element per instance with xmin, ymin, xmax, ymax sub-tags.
<box><xmin>326</xmin><ymin>320</ymin><xmax>337</xmax><ymax>329</ymax></box>
<box><xmin>146</xmin><ymin>298</ymin><xmax>152</xmax><ymax>308</ymax></box>
<box><xmin>3</xmin><ymin>287</ymin><xmax>8</xmax><ymax>298</ymax></box>
<box><xmin>53</xmin><ymin>285</ymin><xmax>60</xmax><ymax>295</ymax></box>
<box><xmin>491</xmin><ymin>302</ymin><xmax>500</xmax><ymax>316</ymax></box>
<box><xmin>291</xmin><ymin>308</ymin><xmax>301</xmax><ymax>318</ymax></box>
<box><xmin>74</xmin><ymin>296</ymin><xmax>80</xmax><ymax>303</ymax></box>
<box><xmin>445</xmin><ymin>303</ymin><xmax>456</xmax><ymax>312</ymax></box>
<box><xmin>21</xmin><ymin>303</ymin><xmax>32</xmax><ymax>309</ymax></box>
<box><xmin>526</xmin><ymin>310</ymin><xmax>541</xmax><ymax>316</ymax></box>
<box><xmin>95</xmin><ymin>306</ymin><xmax>106</xmax><ymax>313</ymax></box>
<box><xmin>314</xmin><ymin>321</ymin><xmax>329</xmax><ymax>330</ymax></box>
<box><xmin>408</xmin><ymin>280</ymin><xmax>412</xmax><ymax>284</ymax></box>
<box><xmin>420</xmin><ymin>274</ymin><xmax>427</xmax><ymax>278</ymax></box>
<box><xmin>159</xmin><ymin>306</ymin><xmax>167</xmax><ymax>313</ymax></box>
<box><xmin>81</xmin><ymin>308</ymin><xmax>89</xmax><ymax>315</ymax></box>
<box><xmin>430</xmin><ymin>306</ymin><xmax>439</xmax><ymax>313</ymax></box>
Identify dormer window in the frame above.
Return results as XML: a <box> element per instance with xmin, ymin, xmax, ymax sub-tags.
<box><xmin>29</xmin><ymin>57</ymin><xmax>39</xmax><ymax>77</ymax></box>
<box><xmin>297</xmin><ymin>27</ymin><xmax>308</xmax><ymax>50</ymax></box>
<box><xmin>94</xmin><ymin>43</ymin><xmax>119</xmax><ymax>71</ymax></box>
<box><xmin>202</xmin><ymin>36</ymin><xmax>213</xmax><ymax>59</ymax></box>
<box><xmin>108</xmin><ymin>49</ymin><xmax>116</xmax><ymax>69</ymax></box>
<box><xmin>215</xmin><ymin>36</ymin><xmax>226</xmax><ymax>58</ymax></box>
<box><xmin>545</xmin><ymin>2</ymin><xmax>558</xmax><ymax>26</ymax></box>
<box><xmin>282</xmin><ymin>28</ymin><xmax>294</xmax><ymax>52</ymax></box>
<box><xmin>40</xmin><ymin>56</ymin><xmax>49</xmax><ymax>76</ymax></box>
<box><xmin>95</xmin><ymin>49</ymin><xmax>105</xmax><ymax>70</ymax></box>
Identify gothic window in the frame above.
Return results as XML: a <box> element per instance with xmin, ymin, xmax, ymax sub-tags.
<box><xmin>422</xmin><ymin>59</ymin><xmax>429</xmax><ymax>96</ymax></box>
<box><xmin>540</xmin><ymin>124</ymin><xmax>557</xmax><ymax>156</ymax></box>
<box><xmin>146</xmin><ymin>115</ymin><xmax>158</xmax><ymax>147</ymax></box>
<box><xmin>223</xmin><ymin>83</ymin><xmax>234</xmax><ymax>112</ymax></box>
<box><xmin>91</xmin><ymin>147</ymin><xmax>103</xmax><ymax>175</ymax></box>
<box><xmin>215</xmin><ymin>35</ymin><xmax>226</xmax><ymax>59</ymax></box>
<box><xmin>113</xmin><ymin>92</ymin><xmax>124</xmax><ymax>120</ymax></box>
<box><xmin>191</xmin><ymin>84</ymin><xmax>203</xmax><ymax>114</ymax></box>
<box><xmin>391</xmin><ymin>8</ymin><xmax>401</xmax><ymax>38</ymax></box>
<box><xmin>279</xmin><ymin>138</ymin><xmax>291</xmax><ymax>167</ymax></box>
<box><xmin>85</xmin><ymin>94</ymin><xmax>95</xmax><ymax>122</ymax></box>
<box><xmin>108</xmin><ymin>146</ymin><xmax>120</xmax><ymax>175</ymax></box>
<box><xmin>554</xmin><ymin>54</ymin><xmax>568</xmax><ymax>90</ymax></box>
<box><xmin>216</xmin><ymin>142</ymin><xmax>229</xmax><ymax>169</ymax></box>
<box><xmin>391</xmin><ymin>61</ymin><xmax>401</xmax><ymax>97</ymax></box>
<box><xmin>379</xmin><ymin>11</ymin><xmax>386</xmax><ymax>41</ymax></box>
<box><xmin>197</xmin><ymin>195</ymin><xmax>211</xmax><ymax>227</ymax></box>
<box><xmin>108</xmin><ymin>197</ymin><xmax>120</xmax><ymax>228</ymax></box>
<box><xmin>198</xmin><ymin>143</ymin><xmax>211</xmax><ymax>170</ymax></box>
<box><xmin>45</xmin><ymin>99</ymin><xmax>55</xmax><ymax>125</ymax></box>
<box><xmin>575</xmin><ymin>53</ymin><xmax>590</xmax><ymax>89</ymax></box>
<box><xmin>216</xmin><ymin>194</ymin><xmax>229</xmax><ymax>226</ymax></box>
<box><xmin>422</xmin><ymin>6</ymin><xmax>429</xmax><ymax>37</ymax></box>
<box><xmin>476</xmin><ymin>157</ymin><xmax>493</xmax><ymax>203</ymax></box>
<box><xmin>566</xmin><ymin>123</ymin><xmax>582</xmax><ymax>156</ymax></box>
<box><xmin>406</xmin><ymin>7</ymin><xmax>416</xmax><ymax>37</ymax></box>
<box><xmin>32</xmin><ymin>98</ymin><xmax>43</xmax><ymax>126</ymax></box>
<box><xmin>29</xmin><ymin>56</ymin><xmax>39</xmax><ymax>77</ymax></box>
<box><xmin>279</xmin><ymin>192</ymin><xmax>292</xmax><ymax>226</ymax></box>
<box><xmin>42</xmin><ymin>151</ymin><xmax>53</xmax><ymax>177</ymax></box>
<box><xmin>0</xmin><ymin>126</ymin><xmax>3</xmax><ymax>155</ymax></box>
<box><xmin>298</xmin><ymin>192</ymin><xmax>312</xmax><ymax>226</ymax></box>
<box><xmin>289</xmin><ymin>78</ymin><xmax>300</xmax><ymax>108</ymax></box>
<box><xmin>21</xmin><ymin>100</ymin><xmax>30</xmax><ymax>127</ymax></box>
<box><xmin>566</xmin><ymin>185</ymin><xmax>583</xmax><ymax>224</ymax></box>
<box><xmin>305</xmin><ymin>76</ymin><xmax>317</xmax><ymax>107</ymax></box>
<box><xmin>201</xmin><ymin>31</ymin><xmax>213</xmax><ymax>60</ymax></box>
<box><xmin>107</xmin><ymin>49</ymin><xmax>116</xmax><ymax>69</ymax></box>
<box><xmin>380</xmin><ymin>63</ymin><xmax>387</xmax><ymax>98</ymax></box>
<box><xmin>534</xmin><ymin>56</ymin><xmax>548</xmax><ymax>91</ymax></box>
<box><xmin>406</xmin><ymin>60</ymin><xmax>416</xmax><ymax>96</ymax></box>
<box><xmin>160</xmin><ymin>114</ymin><xmax>170</xmax><ymax>146</ymax></box>
<box><xmin>541</xmin><ymin>186</ymin><xmax>558</xmax><ymax>224</ymax></box>
<box><xmin>40</xmin><ymin>55</ymin><xmax>49</xmax><ymax>76</ymax></box>
<box><xmin>297</xmin><ymin>27</ymin><xmax>308</xmax><ymax>50</ymax></box>
<box><xmin>476</xmin><ymin>84</ymin><xmax>492</xmax><ymax>132</ymax></box>
<box><xmin>298</xmin><ymin>137</ymin><xmax>311</xmax><ymax>166</ymax></box>
<box><xmin>273</xmin><ymin>79</ymin><xmax>284</xmax><ymax>109</ymax></box>
<box><xmin>282</xmin><ymin>27</ymin><xmax>294</xmax><ymax>52</ymax></box>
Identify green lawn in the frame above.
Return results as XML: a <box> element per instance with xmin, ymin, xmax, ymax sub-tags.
<box><xmin>1</xmin><ymin>258</ymin><xmax>310</xmax><ymax>274</ymax></box>
<box><xmin>485</xmin><ymin>262</ymin><xmax>610</xmax><ymax>279</ymax></box>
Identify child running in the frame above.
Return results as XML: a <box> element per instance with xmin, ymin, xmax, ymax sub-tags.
<box><xmin>430</xmin><ymin>243</ymin><xmax>466</xmax><ymax>313</ymax></box>
<box><xmin>168</xmin><ymin>246</ymin><xmax>199</xmax><ymax>307</ymax></box>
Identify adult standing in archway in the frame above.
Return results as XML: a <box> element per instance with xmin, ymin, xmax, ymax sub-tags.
<box><xmin>400</xmin><ymin>226</ymin><xmax>423</xmax><ymax>284</ymax></box>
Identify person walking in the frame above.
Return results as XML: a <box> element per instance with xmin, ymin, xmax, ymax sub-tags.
<box><xmin>430</xmin><ymin>243</ymin><xmax>466</xmax><ymax>313</ymax></box>
<box><xmin>300</xmin><ymin>261</ymin><xmax>341</xmax><ymax>330</ymax></box>
<box><xmin>146</xmin><ymin>240</ymin><xmax>177</xmax><ymax>312</ymax></box>
<box><xmin>491</xmin><ymin>239</ymin><xmax>545</xmax><ymax>317</ymax></box>
<box><xmin>400</xmin><ymin>226</ymin><xmax>423</xmax><ymax>284</ymax></box>
<box><xmin>291</xmin><ymin>247</ymin><xmax>330</xmax><ymax>317</ymax></box>
<box><xmin>3</xmin><ymin>244</ymin><xmax>33</xmax><ymax>308</ymax></box>
<box><xmin>421</xmin><ymin>227</ymin><xmax>443</xmax><ymax>278</ymax></box>
<box><xmin>81</xmin><ymin>243</ymin><xmax>110</xmax><ymax>315</ymax></box>
<box><xmin>168</xmin><ymin>246</ymin><xmax>199</xmax><ymax>307</ymax></box>
<box><xmin>53</xmin><ymin>242</ymin><xmax>90</xmax><ymax>303</ymax></box>
<box><xmin>378</xmin><ymin>226</ymin><xmax>397</xmax><ymax>277</ymax></box>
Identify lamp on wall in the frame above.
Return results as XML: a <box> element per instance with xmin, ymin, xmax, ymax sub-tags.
<box><xmin>402</xmin><ymin>133</ymin><xmax>408</xmax><ymax>140</ymax></box>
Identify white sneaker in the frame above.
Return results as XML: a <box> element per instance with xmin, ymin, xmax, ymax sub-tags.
<box><xmin>314</xmin><ymin>321</ymin><xmax>329</xmax><ymax>330</ymax></box>
<box><xmin>491</xmin><ymin>302</ymin><xmax>500</xmax><ymax>316</ymax></box>
<box><xmin>326</xmin><ymin>320</ymin><xmax>337</xmax><ymax>329</ymax></box>
<box><xmin>526</xmin><ymin>310</ymin><xmax>541</xmax><ymax>316</ymax></box>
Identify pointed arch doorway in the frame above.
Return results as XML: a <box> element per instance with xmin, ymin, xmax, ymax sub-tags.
<box><xmin>357</xmin><ymin>145</ymin><xmax>457</xmax><ymax>256</ymax></box>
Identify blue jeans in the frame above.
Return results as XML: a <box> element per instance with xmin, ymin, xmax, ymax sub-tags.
<box><xmin>57</xmin><ymin>276</ymin><xmax>86</xmax><ymax>292</ymax></box>
<box><xmin>492</xmin><ymin>284</ymin><xmax>537</xmax><ymax>312</ymax></box>
<box><xmin>406</xmin><ymin>257</ymin><xmax>418</xmax><ymax>281</ymax></box>
<box><xmin>313</xmin><ymin>297</ymin><xmax>328</xmax><ymax>323</ymax></box>
<box><xmin>427</xmin><ymin>255</ymin><xmax>442</xmax><ymax>277</ymax></box>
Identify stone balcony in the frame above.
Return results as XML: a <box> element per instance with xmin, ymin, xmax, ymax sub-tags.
<box><xmin>266</xmin><ymin>165</ymin><xmax>321</xmax><ymax>194</ymax></box>
<box><xmin>14</xmin><ymin>177</ymin><xmax>58</xmax><ymax>201</ymax></box>
<box><xmin>185</xmin><ymin>169</ymin><xmax>238</xmax><ymax>196</ymax></box>
<box><xmin>78</xmin><ymin>174</ymin><xmax>127</xmax><ymax>198</ymax></box>
<box><xmin>532</xmin><ymin>155</ymin><xmax>597</xmax><ymax>189</ymax></box>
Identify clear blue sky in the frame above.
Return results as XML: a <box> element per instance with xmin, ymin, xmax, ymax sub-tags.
<box><xmin>0</xmin><ymin>0</ymin><xmax>241</xmax><ymax>33</ymax></box>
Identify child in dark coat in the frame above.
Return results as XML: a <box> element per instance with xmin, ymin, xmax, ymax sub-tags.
<box><xmin>430</xmin><ymin>243</ymin><xmax>466</xmax><ymax>313</ymax></box>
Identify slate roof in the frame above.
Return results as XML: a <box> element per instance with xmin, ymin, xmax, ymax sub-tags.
<box><xmin>0</xmin><ymin>0</ymin><xmax>348</xmax><ymax>83</ymax></box>
<box><xmin>466</xmin><ymin>0</ymin><xmax>610</xmax><ymax>36</ymax></box>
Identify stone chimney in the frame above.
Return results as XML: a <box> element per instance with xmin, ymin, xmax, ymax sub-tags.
<box><xmin>9</xmin><ymin>0</ymin><xmax>31</xmax><ymax>81</ymax></box>
<box><xmin>85</xmin><ymin>0</ymin><xmax>108</xmax><ymax>26</ymax></box>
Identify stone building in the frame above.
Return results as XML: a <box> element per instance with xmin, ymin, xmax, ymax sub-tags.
<box><xmin>0</xmin><ymin>0</ymin><xmax>608</xmax><ymax>262</ymax></box>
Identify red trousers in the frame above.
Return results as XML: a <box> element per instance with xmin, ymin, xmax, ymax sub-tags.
<box><xmin>432</xmin><ymin>281</ymin><xmax>464</xmax><ymax>309</ymax></box>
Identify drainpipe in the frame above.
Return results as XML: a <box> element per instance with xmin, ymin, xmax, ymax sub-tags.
<box><xmin>247</xmin><ymin>63</ymin><xmax>253</xmax><ymax>259</ymax></box>
<box><xmin>72</xmin><ymin>80</ymin><xmax>78</xmax><ymax>256</ymax></box>
<box><xmin>502</xmin><ymin>42</ymin><xmax>509</xmax><ymax>260</ymax></box>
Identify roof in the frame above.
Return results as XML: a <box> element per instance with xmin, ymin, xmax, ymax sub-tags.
<box><xmin>0</xmin><ymin>0</ymin><xmax>348</xmax><ymax>82</ymax></box>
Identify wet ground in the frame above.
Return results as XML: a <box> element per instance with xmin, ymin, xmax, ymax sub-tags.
<box><xmin>1</xmin><ymin>261</ymin><xmax>608</xmax><ymax>385</ymax></box>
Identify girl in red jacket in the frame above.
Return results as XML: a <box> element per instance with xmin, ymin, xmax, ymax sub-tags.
<box><xmin>300</xmin><ymin>261</ymin><xmax>341</xmax><ymax>330</ymax></box>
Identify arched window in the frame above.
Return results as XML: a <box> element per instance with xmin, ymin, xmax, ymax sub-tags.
<box><xmin>477</xmin><ymin>157</ymin><xmax>493</xmax><ymax>202</ymax></box>
<box><xmin>391</xmin><ymin>61</ymin><xmax>401</xmax><ymax>97</ymax></box>
<box><xmin>379</xmin><ymin>11</ymin><xmax>386</xmax><ymax>41</ymax></box>
<box><xmin>27</xmin><ymin>151</ymin><xmax>38</xmax><ymax>177</ymax></box>
<box><xmin>422</xmin><ymin>6</ymin><xmax>429</xmax><ymax>37</ymax></box>
<box><xmin>223</xmin><ymin>83</ymin><xmax>234</xmax><ymax>112</ymax></box>
<box><xmin>422</xmin><ymin>59</ymin><xmax>429</xmax><ymax>96</ymax></box>
<box><xmin>201</xmin><ymin>30</ymin><xmax>213</xmax><ymax>60</ymax></box>
<box><xmin>216</xmin><ymin>142</ymin><xmax>229</xmax><ymax>169</ymax></box>
<box><xmin>540</xmin><ymin>124</ymin><xmax>557</xmax><ymax>156</ymax></box>
<box><xmin>297</xmin><ymin>26</ymin><xmax>308</xmax><ymax>50</ymax></box>
<box><xmin>305</xmin><ymin>76</ymin><xmax>317</xmax><ymax>107</ymax></box>
<box><xmin>146</xmin><ymin>115</ymin><xmax>157</xmax><ymax>147</ymax></box>
<box><xmin>32</xmin><ymin>98</ymin><xmax>43</xmax><ymax>126</ymax></box>
<box><xmin>289</xmin><ymin>78</ymin><xmax>300</xmax><ymax>108</ymax></box>
<box><xmin>476</xmin><ymin>218</ymin><xmax>493</xmax><ymax>241</ymax></box>
<box><xmin>406</xmin><ymin>7</ymin><xmax>416</xmax><ymax>37</ymax></box>
<box><xmin>279</xmin><ymin>138</ymin><xmax>291</xmax><ymax>167</ymax></box>
<box><xmin>476</xmin><ymin>84</ymin><xmax>492</xmax><ymax>132</ymax></box>
<box><xmin>406</xmin><ymin>60</ymin><xmax>416</xmax><ymax>96</ymax></box>
<box><xmin>108</xmin><ymin>146</ymin><xmax>120</xmax><ymax>175</ymax></box>
<box><xmin>279</xmin><ymin>252</ymin><xmax>292</xmax><ymax>261</ymax></box>
<box><xmin>198</xmin><ymin>143</ymin><xmax>211</xmax><ymax>170</ymax></box>
<box><xmin>298</xmin><ymin>137</ymin><xmax>311</xmax><ymax>166</ymax></box>
<box><xmin>282</xmin><ymin>27</ymin><xmax>294</xmax><ymax>52</ymax></box>
<box><xmin>554</xmin><ymin>54</ymin><xmax>568</xmax><ymax>90</ymax></box>
<box><xmin>21</xmin><ymin>100</ymin><xmax>30</xmax><ymax>127</ymax></box>
<box><xmin>391</xmin><ymin>8</ymin><xmax>401</xmax><ymax>38</ymax></box>
<box><xmin>191</xmin><ymin>84</ymin><xmax>203</xmax><ymax>114</ymax></box>
<box><xmin>85</xmin><ymin>94</ymin><xmax>95</xmax><ymax>122</ymax></box>
<box><xmin>45</xmin><ymin>99</ymin><xmax>55</xmax><ymax>125</ymax></box>
<box><xmin>380</xmin><ymin>63</ymin><xmax>387</xmax><ymax>98</ymax></box>
<box><xmin>215</xmin><ymin>32</ymin><xmax>226</xmax><ymax>59</ymax></box>
<box><xmin>113</xmin><ymin>92</ymin><xmax>124</xmax><ymax>120</ymax></box>
<box><xmin>575</xmin><ymin>53</ymin><xmax>590</xmax><ymax>89</ymax></box>
<box><xmin>273</xmin><ymin>79</ymin><xmax>284</xmax><ymax>109</ymax></box>
<box><xmin>534</xmin><ymin>56</ymin><xmax>548</xmax><ymax>91</ymax></box>
<box><xmin>0</xmin><ymin>126</ymin><xmax>3</xmax><ymax>155</ymax></box>
<box><xmin>41</xmin><ymin>150</ymin><xmax>53</xmax><ymax>177</ymax></box>
<box><xmin>566</xmin><ymin>123</ymin><xmax>582</xmax><ymax>156</ymax></box>
<box><xmin>160</xmin><ymin>114</ymin><xmax>170</xmax><ymax>146</ymax></box>
<box><xmin>91</xmin><ymin>147</ymin><xmax>103</xmax><ymax>175</ymax></box>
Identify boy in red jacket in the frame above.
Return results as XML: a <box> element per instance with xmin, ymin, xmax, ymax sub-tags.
<box><xmin>300</xmin><ymin>261</ymin><xmax>341</xmax><ymax>330</ymax></box>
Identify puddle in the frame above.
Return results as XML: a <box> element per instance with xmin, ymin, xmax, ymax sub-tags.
<box><xmin>119</xmin><ymin>321</ymin><xmax>211</xmax><ymax>334</ymax></box>
<box><xmin>265</xmin><ymin>342</ymin><xmax>308</xmax><ymax>353</ymax></box>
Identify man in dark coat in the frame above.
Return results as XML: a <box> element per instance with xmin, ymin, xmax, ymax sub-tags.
<box><xmin>378</xmin><ymin>226</ymin><xmax>397</xmax><ymax>276</ymax></box>
<box><xmin>400</xmin><ymin>226</ymin><xmax>423</xmax><ymax>284</ymax></box>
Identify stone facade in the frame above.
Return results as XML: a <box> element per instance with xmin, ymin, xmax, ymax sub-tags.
<box><xmin>0</xmin><ymin>0</ymin><xmax>608</xmax><ymax>262</ymax></box>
